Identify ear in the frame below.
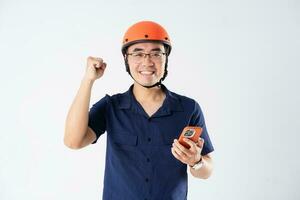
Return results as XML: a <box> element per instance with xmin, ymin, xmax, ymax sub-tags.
<box><xmin>122</xmin><ymin>46</ymin><xmax>127</xmax><ymax>60</ymax></box>
<box><xmin>163</xmin><ymin>44</ymin><xmax>170</xmax><ymax>55</ymax></box>
<box><xmin>123</xmin><ymin>54</ymin><xmax>127</xmax><ymax>60</ymax></box>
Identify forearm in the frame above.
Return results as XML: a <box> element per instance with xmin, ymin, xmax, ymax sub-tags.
<box><xmin>189</xmin><ymin>156</ymin><xmax>213</xmax><ymax>179</ymax></box>
<box><xmin>64</xmin><ymin>77</ymin><xmax>94</xmax><ymax>147</ymax></box>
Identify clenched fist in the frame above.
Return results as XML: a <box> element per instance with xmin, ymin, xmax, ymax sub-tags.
<box><xmin>84</xmin><ymin>56</ymin><xmax>107</xmax><ymax>81</ymax></box>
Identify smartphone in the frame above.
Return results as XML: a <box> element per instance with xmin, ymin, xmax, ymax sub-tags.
<box><xmin>178</xmin><ymin>126</ymin><xmax>202</xmax><ymax>149</ymax></box>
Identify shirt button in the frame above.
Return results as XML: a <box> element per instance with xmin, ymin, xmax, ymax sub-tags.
<box><xmin>147</xmin><ymin>158</ymin><xmax>150</xmax><ymax>162</ymax></box>
<box><xmin>147</xmin><ymin>137</ymin><xmax>151</xmax><ymax>142</ymax></box>
<box><xmin>145</xmin><ymin>178</ymin><xmax>149</xmax><ymax>182</ymax></box>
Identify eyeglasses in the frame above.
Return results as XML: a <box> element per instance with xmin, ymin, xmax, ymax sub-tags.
<box><xmin>127</xmin><ymin>52</ymin><xmax>166</xmax><ymax>62</ymax></box>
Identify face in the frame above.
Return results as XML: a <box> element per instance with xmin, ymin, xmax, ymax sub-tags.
<box><xmin>126</xmin><ymin>42</ymin><xmax>166</xmax><ymax>87</ymax></box>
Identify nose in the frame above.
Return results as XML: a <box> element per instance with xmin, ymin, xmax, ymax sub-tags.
<box><xmin>142</xmin><ymin>55</ymin><xmax>154</xmax><ymax>66</ymax></box>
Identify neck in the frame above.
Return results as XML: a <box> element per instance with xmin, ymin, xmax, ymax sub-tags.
<box><xmin>132</xmin><ymin>82</ymin><xmax>165</xmax><ymax>103</ymax></box>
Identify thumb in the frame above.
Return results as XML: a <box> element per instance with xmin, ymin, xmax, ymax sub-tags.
<box><xmin>102</xmin><ymin>62</ymin><xmax>107</xmax><ymax>69</ymax></box>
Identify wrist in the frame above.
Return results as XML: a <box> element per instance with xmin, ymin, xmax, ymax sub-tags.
<box><xmin>189</xmin><ymin>156</ymin><xmax>202</xmax><ymax>168</ymax></box>
<box><xmin>82</xmin><ymin>77</ymin><xmax>95</xmax><ymax>84</ymax></box>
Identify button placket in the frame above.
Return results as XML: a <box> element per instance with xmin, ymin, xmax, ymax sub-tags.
<box><xmin>143</xmin><ymin>115</ymin><xmax>154</xmax><ymax>198</ymax></box>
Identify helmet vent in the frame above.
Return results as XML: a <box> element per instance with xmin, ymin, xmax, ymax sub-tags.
<box><xmin>165</xmin><ymin>37</ymin><xmax>169</xmax><ymax>40</ymax></box>
<box><xmin>144</xmin><ymin>34</ymin><xmax>149</xmax><ymax>38</ymax></box>
<box><xmin>125</xmin><ymin>38</ymin><xmax>129</xmax><ymax>42</ymax></box>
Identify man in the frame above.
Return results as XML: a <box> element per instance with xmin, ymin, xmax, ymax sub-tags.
<box><xmin>64</xmin><ymin>21</ymin><xmax>214</xmax><ymax>200</ymax></box>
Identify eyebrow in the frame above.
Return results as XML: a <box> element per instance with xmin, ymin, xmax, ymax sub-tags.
<box><xmin>132</xmin><ymin>48</ymin><xmax>163</xmax><ymax>52</ymax></box>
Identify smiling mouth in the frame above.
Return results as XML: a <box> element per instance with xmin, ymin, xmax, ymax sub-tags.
<box><xmin>139</xmin><ymin>71</ymin><xmax>155</xmax><ymax>75</ymax></box>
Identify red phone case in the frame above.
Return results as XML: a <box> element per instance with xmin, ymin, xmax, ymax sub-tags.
<box><xmin>178</xmin><ymin>126</ymin><xmax>202</xmax><ymax>149</ymax></box>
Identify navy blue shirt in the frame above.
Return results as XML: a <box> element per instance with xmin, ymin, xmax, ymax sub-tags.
<box><xmin>88</xmin><ymin>84</ymin><xmax>214</xmax><ymax>200</ymax></box>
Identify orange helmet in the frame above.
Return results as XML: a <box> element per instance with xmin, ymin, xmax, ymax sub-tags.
<box><xmin>121</xmin><ymin>21</ymin><xmax>172</xmax><ymax>56</ymax></box>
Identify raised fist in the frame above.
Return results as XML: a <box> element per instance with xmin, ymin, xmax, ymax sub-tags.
<box><xmin>84</xmin><ymin>56</ymin><xmax>107</xmax><ymax>81</ymax></box>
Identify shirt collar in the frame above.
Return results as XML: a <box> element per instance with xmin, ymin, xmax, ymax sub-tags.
<box><xmin>117</xmin><ymin>84</ymin><xmax>183</xmax><ymax>113</ymax></box>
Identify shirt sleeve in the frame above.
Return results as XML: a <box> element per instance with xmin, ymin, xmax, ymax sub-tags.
<box><xmin>190</xmin><ymin>100</ymin><xmax>215</xmax><ymax>156</ymax></box>
<box><xmin>88</xmin><ymin>94</ymin><xmax>109</xmax><ymax>144</ymax></box>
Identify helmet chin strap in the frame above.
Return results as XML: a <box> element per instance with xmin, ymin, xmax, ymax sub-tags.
<box><xmin>142</xmin><ymin>81</ymin><xmax>162</xmax><ymax>88</ymax></box>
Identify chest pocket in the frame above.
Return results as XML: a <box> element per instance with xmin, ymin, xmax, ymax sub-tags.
<box><xmin>109</xmin><ymin>131</ymin><xmax>138</xmax><ymax>152</ymax></box>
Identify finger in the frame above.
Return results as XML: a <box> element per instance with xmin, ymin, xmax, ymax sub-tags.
<box><xmin>89</xmin><ymin>57</ymin><xmax>103</xmax><ymax>66</ymax></box>
<box><xmin>172</xmin><ymin>141</ymin><xmax>191</xmax><ymax>159</ymax></box>
<box><xmin>95</xmin><ymin>57</ymin><xmax>103</xmax><ymax>62</ymax></box>
<box><xmin>183</xmin><ymin>138</ymin><xmax>197</xmax><ymax>150</ymax></box>
<box><xmin>94</xmin><ymin>60</ymin><xmax>105</xmax><ymax>69</ymax></box>
<box><xmin>171</xmin><ymin>148</ymin><xmax>185</xmax><ymax>163</ymax></box>
<box><xmin>171</xmin><ymin>147</ymin><xmax>181</xmax><ymax>160</ymax></box>
<box><xmin>88</xmin><ymin>56</ymin><xmax>101</xmax><ymax>62</ymax></box>
<box><xmin>173</xmin><ymin>139</ymin><xmax>193</xmax><ymax>157</ymax></box>
<box><xmin>101</xmin><ymin>62</ymin><xmax>107</xmax><ymax>69</ymax></box>
<box><xmin>172</xmin><ymin>146</ymin><xmax>187</xmax><ymax>161</ymax></box>
<box><xmin>89</xmin><ymin>56</ymin><xmax>103</xmax><ymax>63</ymax></box>
<box><xmin>197</xmin><ymin>138</ymin><xmax>205</xmax><ymax>148</ymax></box>
<box><xmin>93</xmin><ymin>62</ymin><xmax>100</xmax><ymax>68</ymax></box>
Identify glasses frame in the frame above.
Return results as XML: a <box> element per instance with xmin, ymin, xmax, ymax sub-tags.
<box><xmin>127</xmin><ymin>51</ymin><xmax>167</xmax><ymax>62</ymax></box>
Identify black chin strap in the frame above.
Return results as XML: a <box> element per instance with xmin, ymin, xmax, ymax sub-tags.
<box><xmin>143</xmin><ymin>80</ymin><xmax>162</xmax><ymax>88</ymax></box>
<box><xmin>124</xmin><ymin>56</ymin><xmax>168</xmax><ymax>89</ymax></box>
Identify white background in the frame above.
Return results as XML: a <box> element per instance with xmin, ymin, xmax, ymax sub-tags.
<box><xmin>0</xmin><ymin>0</ymin><xmax>299</xmax><ymax>199</ymax></box>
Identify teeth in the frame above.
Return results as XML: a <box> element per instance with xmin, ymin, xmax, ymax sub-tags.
<box><xmin>140</xmin><ymin>71</ymin><xmax>154</xmax><ymax>75</ymax></box>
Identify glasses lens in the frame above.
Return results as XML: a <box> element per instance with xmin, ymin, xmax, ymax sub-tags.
<box><xmin>129</xmin><ymin>52</ymin><xmax>165</xmax><ymax>62</ymax></box>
